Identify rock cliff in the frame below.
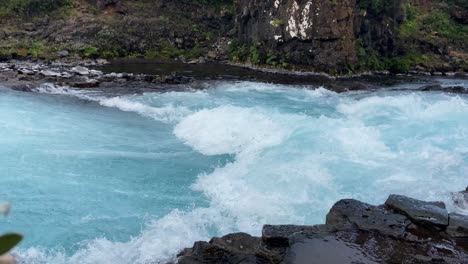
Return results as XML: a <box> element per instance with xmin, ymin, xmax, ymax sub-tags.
<box><xmin>0</xmin><ymin>0</ymin><xmax>466</xmax><ymax>74</ymax></box>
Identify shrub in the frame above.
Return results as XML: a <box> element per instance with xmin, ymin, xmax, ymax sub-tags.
<box><xmin>357</xmin><ymin>0</ymin><xmax>400</xmax><ymax>16</ymax></box>
<box><xmin>79</xmin><ymin>46</ymin><xmax>99</xmax><ymax>58</ymax></box>
<box><xmin>6</xmin><ymin>0</ymin><xmax>72</xmax><ymax>16</ymax></box>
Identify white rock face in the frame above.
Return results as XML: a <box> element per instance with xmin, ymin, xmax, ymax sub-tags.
<box><xmin>285</xmin><ymin>0</ymin><xmax>314</xmax><ymax>39</ymax></box>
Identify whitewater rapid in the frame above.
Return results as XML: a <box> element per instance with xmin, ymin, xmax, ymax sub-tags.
<box><xmin>1</xmin><ymin>80</ymin><xmax>467</xmax><ymax>263</ymax></box>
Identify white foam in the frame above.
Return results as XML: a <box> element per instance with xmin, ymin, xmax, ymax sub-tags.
<box><xmin>99</xmin><ymin>97</ymin><xmax>191</xmax><ymax>123</ymax></box>
<box><xmin>174</xmin><ymin>105</ymin><xmax>288</xmax><ymax>156</ymax></box>
<box><xmin>32</xmin><ymin>84</ymin><xmax>192</xmax><ymax>123</ymax></box>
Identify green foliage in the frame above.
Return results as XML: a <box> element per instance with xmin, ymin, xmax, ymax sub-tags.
<box><xmin>27</xmin><ymin>41</ymin><xmax>45</xmax><ymax>58</ymax></box>
<box><xmin>266</xmin><ymin>52</ymin><xmax>277</xmax><ymax>66</ymax></box>
<box><xmin>250</xmin><ymin>46</ymin><xmax>261</xmax><ymax>65</ymax></box>
<box><xmin>400</xmin><ymin>3</ymin><xmax>468</xmax><ymax>44</ymax></box>
<box><xmin>228</xmin><ymin>41</ymin><xmax>249</xmax><ymax>62</ymax></box>
<box><xmin>270</xmin><ymin>19</ymin><xmax>284</xmax><ymax>27</ymax></box>
<box><xmin>357</xmin><ymin>0</ymin><xmax>400</xmax><ymax>16</ymax></box>
<box><xmin>79</xmin><ymin>46</ymin><xmax>99</xmax><ymax>58</ymax></box>
<box><xmin>2</xmin><ymin>0</ymin><xmax>72</xmax><ymax>17</ymax></box>
<box><xmin>0</xmin><ymin>233</ymin><xmax>23</xmax><ymax>255</ymax></box>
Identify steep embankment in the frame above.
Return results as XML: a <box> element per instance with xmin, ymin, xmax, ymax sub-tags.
<box><xmin>0</xmin><ymin>0</ymin><xmax>466</xmax><ymax>74</ymax></box>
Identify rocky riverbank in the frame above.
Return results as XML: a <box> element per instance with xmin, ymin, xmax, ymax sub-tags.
<box><xmin>176</xmin><ymin>190</ymin><xmax>468</xmax><ymax>264</ymax></box>
<box><xmin>1</xmin><ymin>60</ymin><xmax>467</xmax><ymax>95</ymax></box>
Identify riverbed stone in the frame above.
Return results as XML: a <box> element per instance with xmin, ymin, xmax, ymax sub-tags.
<box><xmin>71</xmin><ymin>66</ymin><xmax>90</xmax><ymax>75</ymax></box>
<box><xmin>40</xmin><ymin>70</ymin><xmax>61</xmax><ymax>77</ymax></box>
<box><xmin>58</xmin><ymin>50</ymin><xmax>70</xmax><ymax>57</ymax></box>
<box><xmin>385</xmin><ymin>195</ymin><xmax>449</xmax><ymax>226</ymax></box>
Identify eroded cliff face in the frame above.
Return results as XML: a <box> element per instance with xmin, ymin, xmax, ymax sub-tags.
<box><xmin>234</xmin><ymin>0</ymin><xmax>404</xmax><ymax>73</ymax></box>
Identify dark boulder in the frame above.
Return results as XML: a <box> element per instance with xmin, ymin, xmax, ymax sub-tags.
<box><xmin>385</xmin><ymin>195</ymin><xmax>449</xmax><ymax>226</ymax></box>
<box><xmin>178</xmin><ymin>194</ymin><xmax>468</xmax><ymax>263</ymax></box>
<box><xmin>326</xmin><ymin>199</ymin><xmax>410</xmax><ymax>237</ymax></box>
<box><xmin>177</xmin><ymin>233</ymin><xmax>282</xmax><ymax>264</ymax></box>
<box><xmin>448</xmin><ymin>213</ymin><xmax>468</xmax><ymax>238</ymax></box>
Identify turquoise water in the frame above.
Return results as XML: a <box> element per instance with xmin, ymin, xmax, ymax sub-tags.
<box><xmin>0</xmin><ymin>80</ymin><xmax>467</xmax><ymax>263</ymax></box>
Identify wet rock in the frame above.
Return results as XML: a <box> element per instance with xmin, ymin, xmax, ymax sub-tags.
<box><xmin>452</xmin><ymin>189</ymin><xmax>468</xmax><ymax>210</ymax></box>
<box><xmin>58</xmin><ymin>50</ymin><xmax>70</xmax><ymax>57</ymax></box>
<box><xmin>326</xmin><ymin>199</ymin><xmax>409</xmax><ymax>237</ymax></box>
<box><xmin>178</xmin><ymin>193</ymin><xmax>468</xmax><ymax>264</ymax></box>
<box><xmin>10</xmin><ymin>84</ymin><xmax>33</xmax><ymax>92</ymax></box>
<box><xmin>419</xmin><ymin>84</ymin><xmax>467</xmax><ymax>94</ymax></box>
<box><xmin>17</xmin><ymin>68</ymin><xmax>34</xmax><ymax>75</ymax></box>
<box><xmin>71</xmin><ymin>66</ymin><xmax>90</xmax><ymax>75</ymax></box>
<box><xmin>177</xmin><ymin>233</ymin><xmax>282</xmax><ymax>264</ymax></box>
<box><xmin>40</xmin><ymin>70</ymin><xmax>61</xmax><ymax>77</ymax></box>
<box><xmin>262</xmin><ymin>225</ymin><xmax>320</xmax><ymax>248</ymax></box>
<box><xmin>447</xmin><ymin>213</ymin><xmax>468</xmax><ymax>238</ymax></box>
<box><xmin>385</xmin><ymin>195</ymin><xmax>449</xmax><ymax>226</ymax></box>
<box><xmin>68</xmin><ymin>77</ymin><xmax>100</xmax><ymax>88</ymax></box>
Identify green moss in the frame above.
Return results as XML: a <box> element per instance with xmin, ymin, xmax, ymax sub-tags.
<box><xmin>79</xmin><ymin>46</ymin><xmax>99</xmax><ymax>58</ymax></box>
<box><xmin>270</xmin><ymin>19</ymin><xmax>284</xmax><ymax>27</ymax></box>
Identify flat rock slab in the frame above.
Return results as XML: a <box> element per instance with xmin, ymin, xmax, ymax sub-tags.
<box><xmin>287</xmin><ymin>235</ymin><xmax>379</xmax><ymax>264</ymax></box>
<box><xmin>262</xmin><ymin>225</ymin><xmax>323</xmax><ymax>247</ymax></box>
<box><xmin>385</xmin><ymin>195</ymin><xmax>449</xmax><ymax>226</ymax></box>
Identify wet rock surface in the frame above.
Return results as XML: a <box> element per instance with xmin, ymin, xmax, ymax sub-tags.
<box><xmin>177</xmin><ymin>193</ymin><xmax>468</xmax><ymax>264</ymax></box>
<box><xmin>385</xmin><ymin>194</ymin><xmax>449</xmax><ymax>226</ymax></box>
<box><xmin>0</xmin><ymin>60</ymin><xmax>467</xmax><ymax>94</ymax></box>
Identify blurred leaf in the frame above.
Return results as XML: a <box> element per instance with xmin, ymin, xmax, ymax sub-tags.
<box><xmin>0</xmin><ymin>233</ymin><xmax>23</xmax><ymax>255</ymax></box>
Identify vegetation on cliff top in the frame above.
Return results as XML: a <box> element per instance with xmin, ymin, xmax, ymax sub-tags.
<box><xmin>355</xmin><ymin>0</ymin><xmax>467</xmax><ymax>73</ymax></box>
<box><xmin>0</xmin><ymin>0</ymin><xmax>466</xmax><ymax>74</ymax></box>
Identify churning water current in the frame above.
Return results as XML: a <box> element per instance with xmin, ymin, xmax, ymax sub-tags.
<box><xmin>0</xmin><ymin>80</ymin><xmax>467</xmax><ymax>263</ymax></box>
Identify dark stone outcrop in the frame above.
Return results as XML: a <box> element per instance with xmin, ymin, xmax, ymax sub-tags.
<box><xmin>234</xmin><ymin>0</ymin><xmax>359</xmax><ymax>72</ymax></box>
<box><xmin>385</xmin><ymin>194</ymin><xmax>449</xmax><ymax>226</ymax></box>
<box><xmin>177</xmin><ymin>193</ymin><xmax>468</xmax><ymax>264</ymax></box>
<box><xmin>233</xmin><ymin>0</ymin><xmax>404</xmax><ymax>73</ymax></box>
<box><xmin>448</xmin><ymin>213</ymin><xmax>468</xmax><ymax>238</ymax></box>
<box><xmin>326</xmin><ymin>199</ymin><xmax>410</xmax><ymax>237</ymax></box>
<box><xmin>419</xmin><ymin>84</ymin><xmax>468</xmax><ymax>94</ymax></box>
